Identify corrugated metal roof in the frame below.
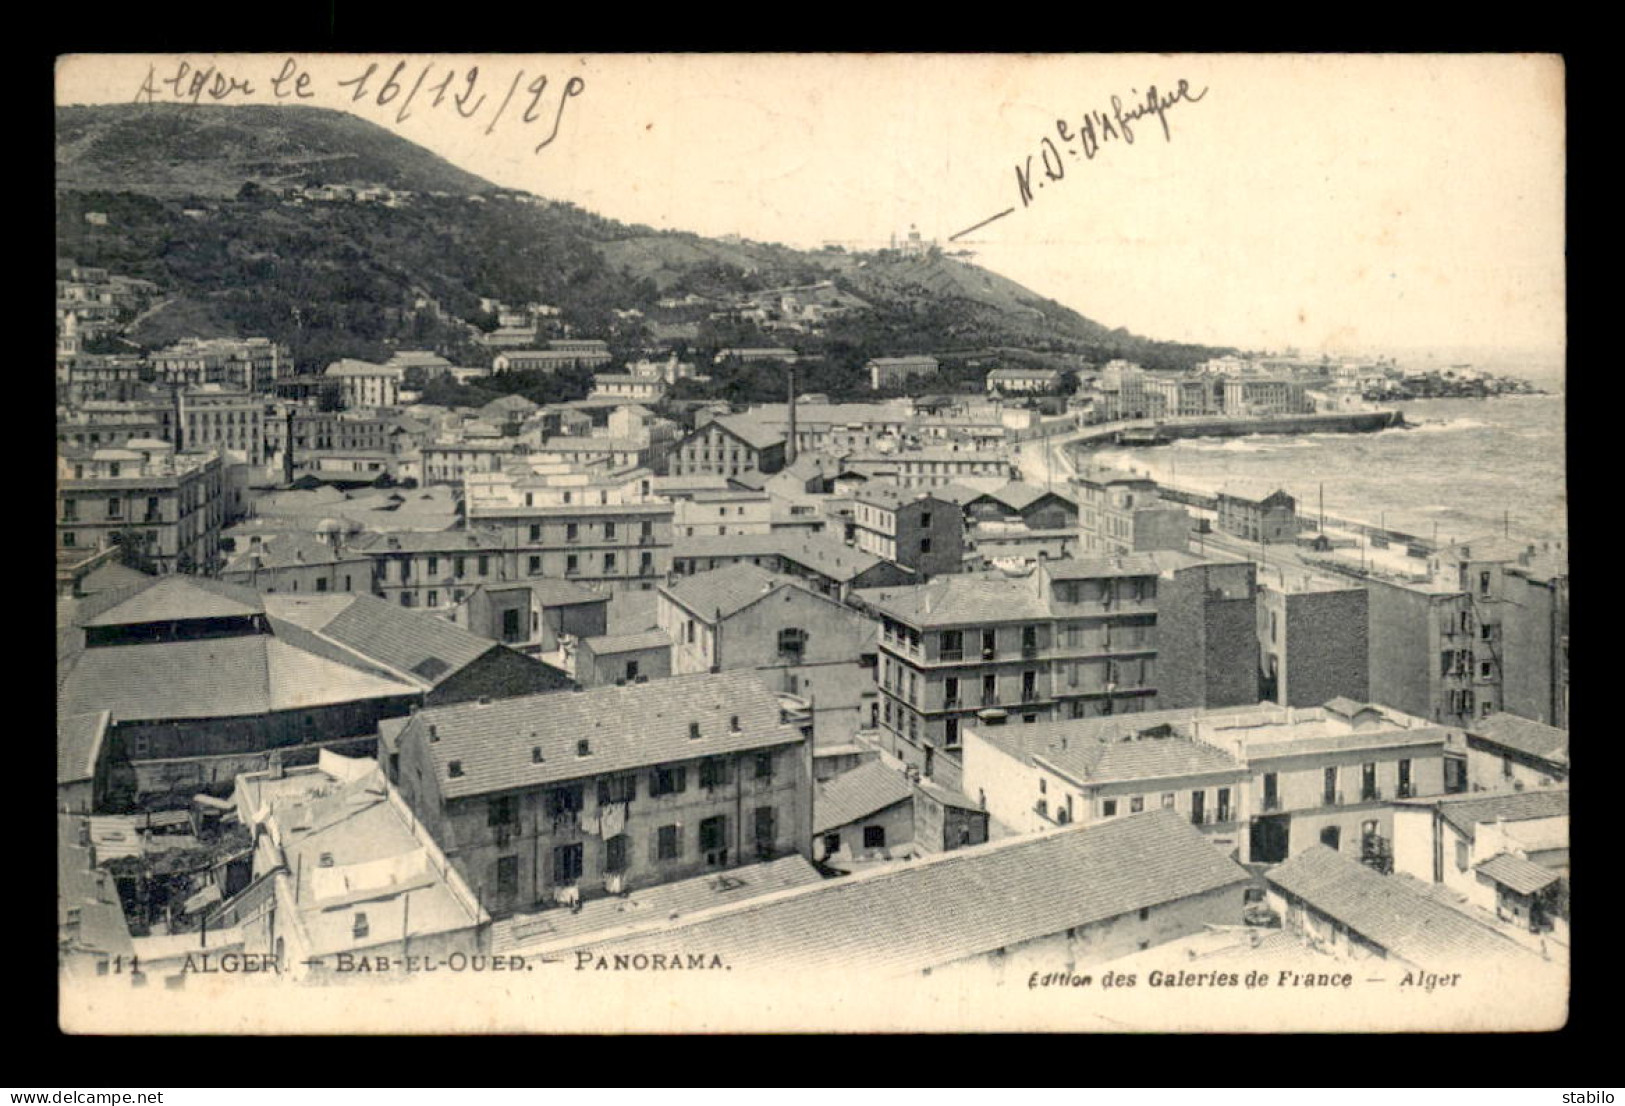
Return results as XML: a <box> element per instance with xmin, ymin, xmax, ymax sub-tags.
<box><xmin>407</xmin><ymin>670</ymin><xmax>801</xmax><ymax>799</ymax></box>
<box><xmin>59</xmin><ymin>633</ymin><xmax>419</xmax><ymax>722</ymax></box>
<box><xmin>1267</xmin><ymin>846</ymin><xmax>1532</xmax><ymax>966</ymax></box>
<box><xmin>1475</xmin><ymin>852</ymin><xmax>1560</xmax><ymax>896</ymax></box>
<box><xmin>529</xmin><ymin>810</ymin><xmax>1250</xmax><ymax>975</ymax></box>
<box><xmin>79</xmin><ymin>576</ymin><xmax>265</xmax><ymax>627</ymax></box>
<box><xmin>815</xmin><ymin>761</ymin><xmax>914</xmax><ymax>833</ymax></box>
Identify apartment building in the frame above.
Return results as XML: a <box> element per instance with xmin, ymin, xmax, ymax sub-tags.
<box><xmin>1073</xmin><ymin>470</ymin><xmax>1191</xmax><ymax>555</ymax></box>
<box><xmin>868</xmin><ymin>355</ymin><xmax>940</xmax><ymax>390</ymax></box>
<box><xmin>175</xmin><ymin>386</ymin><xmax>267</xmax><ymax>465</ymax></box>
<box><xmin>348</xmin><ymin>529</ymin><xmax>512</xmax><ymax>611</ymax></box>
<box><xmin>851</xmin><ymin>485</ymin><xmax>965</xmax><ymax>578</ymax></box>
<box><xmin>56</xmin><ymin>442</ymin><xmax>225</xmax><ymax>575</ymax></box>
<box><xmin>667</xmin><ymin>415</ymin><xmax>787</xmax><ymax>479</ymax></box>
<box><xmin>421</xmin><ymin>438</ymin><xmax>529</xmax><ymax>485</ymax></box>
<box><xmin>1221</xmin><ymin>377</ymin><xmax>1311</xmax><ymax>416</ymax></box>
<box><xmin>658</xmin><ymin>562</ymin><xmax>878</xmax><ymax>742</ymax></box>
<box><xmin>1143</xmin><ymin>375</ymin><xmax>1220</xmax><ymax>418</ymax></box>
<box><xmin>1257</xmin><ymin>570</ymin><xmax>1370</xmax><ymax>707</ymax></box>
<box><xmin>1216</xmin><ymin>489</ymin><xmax>1298</xmax><ymax>544</ymax></box>
<box><xmin>492</xmin><ymin>345</ymin><xmax>612</xmax><ymax>373</ymax></box>
<box><xmin>465</xmin><ymin>466</ymin><xmax>674</xmax><ymax>592</ymax></box>
<box><xmin>862</xmin><ymin>552</ymin><xmax>1259</xmax><ymax>788</ymax></box>
<box><xmin>388</xmin><ymin>670</ymin><xmax>813</xmax><ymax>917</ymax></box>
<box><xmin>150</xmin><ymin>337</ymin><xmax>284</xmax><ymax>393</ymax></box>
<box><xmin>324</xmin><ymin>359</ymin><xmax>403</xmax><ymax>409</ymax></box>
<box><xmin>59</xmin><ymin>354</ymin><xmax>144</xmax><ymax>405</ymax></box>
<box><xmin>673</xmin><ymin>491</ymin><xmax>774</xmax><ymax>538</ymax></box>
<box><xmin>845</xmin><ymin>448</ymin><xmax>1013</xmax><ymax>490</ymax></box>
<box><xmin>1366</xmin><ymin>536</ymin><xmax>1568</xmax><ymax>730</ymax></box>
<box><xmin>1462</xmin><ymin>713</ymin><xmax>1568</xmax><ymax>792</ymax></box>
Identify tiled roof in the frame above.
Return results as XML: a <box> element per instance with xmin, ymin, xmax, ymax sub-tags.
<box><xmin>851</xmin><ymin>484</ymin><xmax>954</xmax><ymax>510</ymax></box>
<box><xmin>1266</xmin><ymin>846</ymin><xmax>1531</xmax><ymax>966</ymax></box>
<box><xmin>524</xmin><ymin>810</ymin><xmax>1250</xmax><ymax>975</ymax></box>
<box><xmin>913</xmin><ymin>777</ymin><xmax>983</xmax><ymax>812</ymax></box>
<box><xmin>1467</xmin><ymin>713</ymin><xmax>1568</xmax><ymax>767</ymax></box>
<box><xmin>662</xmin><ymin>562</ymin><xmax>790</xmax><ymax>621</ymax></box>
<box><xmin>699</xmin><ymin>414</ymin><xmax>785</xmax><ymax>451</ymax></box>
<box><xmin>266</xmin><ymin>593</ymin><xmax>495</xmax><ymax>687</ymax></box>
<box><xmin>57</xmin><ymin>710</ymin><xmax>109</xmax><ymax>785</ymax></box>
<box><xmin>582</xmin><ymin>629</ymin><xmax>671</xmax><ymax>655</ymax></box>
<box><xmin>325</xmin><ymin>358</ymin><xmax>399</xmax><ymax>377</ymax></box>
<box><xmin>1430</xmin><ymin>790</ymin><xmax>1570</xmax><ymax>841</ymax></box>
<box><xmin>223</xmin><ymin>532</ymin><xmax>346</xmax><ymax>573</ymax></box>
<box><xmin>1475</xmin><ymin>852</ymin><xmax>1561</xmax><ymax>896</ymax></box>
<box><xmin>861</xmin><ymin>576</ymin><xmax>1051</xmax><ymax>627</ymax></box>
<box><xmin>348</xmin><ymin>529</ymin><xmax>505</xmax><ymax>554</ymax></box>
<box><xmin>78</xmin><ymin>576</ymin><xmax>265</xmax><ymax>627</ymax></box>
<box><xmin>405</xmin><ymin>670</ymin><xmax>801</xmax><ymax>799</ymax></box>
<box><xmin>814</xmin><ymin>761</ymin><xmax>915</xmax><ymax>833</ymax></box>
<box><xmin>1042</xmin><ymin>553</ymin><xmax>1167</xmax><ymax>581</ymax></box>
<box><xmin>974</xmin><ymin>714</ymin><xmax>1244</xmax><ymax>785</ymax></box>
<box><xmin>672</xmin><ymin>533</ymin><xmax>895</xmax><ymax>584</ymax></box>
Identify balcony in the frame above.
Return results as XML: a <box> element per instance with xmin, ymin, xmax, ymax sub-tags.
<box><xmin>492</xmin><ymin>824</ymin><xmax>516</xmax><ymax>849</ymax></box>
<box><xmin>1021</xmin><ymin>644</ymin><xmax>1040</xmax><ymax>660</ymax></box>
<box><xmin>1396</xmin><ymin>783</ymin><xmax>1414</xmax><ymax>799</ymax></box>
<box><xmin>1322</xmin><ymin>790</ymin><xmax>1344</xmax><ymax>808</ymax></box>
<box><xmin>944</xmin><ymin>697</ymin><xmax>961</xmax><ymax>711</ymax></box>
<box><xmin>1360</xmin><ymin>786</ymin><xmax>1383</xmax><ymax>803</ymax></box>
<box><xmin>939</xmin><ymin>650</ymin><xmax>964</xmax><ymax>663</ymax></box>
<box><xmin>981</xmin><ymin>647</ymin><xmax>997</xmax><ymax>661</ymax></box>
<box><xmin>1260</xmin><ymin>795</ymin><xmax>1282</xmax><ymax>813</ymax></box>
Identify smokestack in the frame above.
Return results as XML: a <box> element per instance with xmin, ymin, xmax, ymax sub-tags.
<box><xmin>786</xmin><ymin>366</ymin><xmax>798</xmax><ymax>466</ymax></box>
<box><xmin>284</xmin><ymin>408</ymin><xmax>296</xmax><ymax>485</ymax></box>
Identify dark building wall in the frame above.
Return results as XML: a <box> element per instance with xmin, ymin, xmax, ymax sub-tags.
<box><xmin>1500</xmin><ymin>574</ymin><xmax>1563</xmax><ymax>727</ymax></box>
<box><xmin>1365</xmin><ymin>579</ymin><xmax>1440</xmax><ymax>721</ymax></box>
<box><xmin>1280</xmin><ymin>589</ymin><xmax>1370</xmax><ymax>708</ymax></box>
<box><xmin>896</xmin><ymin>499</ymin><xmax>965</xmax><ymax>579</ymax></box>
<box><xmin>427</xmin><ymin>647</ymin><xmax>574</xmax><ymax>707</ymax></box>
<box><xmin>1158</xmin><ymin>563</ymin><xmax>1259</xmax><ymax>709</ymax></box>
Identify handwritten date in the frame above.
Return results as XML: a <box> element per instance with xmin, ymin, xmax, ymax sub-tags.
<box><xmin>134</xmin><ymin>57</ymin><xmax>586</xmax><ymax>155</ymax></box>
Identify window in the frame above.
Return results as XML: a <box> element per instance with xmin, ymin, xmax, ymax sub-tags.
<box><xmin>920</xmin><ymin>511</ymin><xmax>931</xmax><ymax>528</ymax></box>
<box><xmin>552</xmin><ymin>843</ymin><xmax>583</xmax><ymax>883</ymax></box>
<box><xmin>545</xmin><ymin>785</ymin><xmax>584</xmax><ymax>816</ymax></box>
<box><xmin>700</xmin><ymin>815</ymin><xmax>727</xmax><ymax>863</ymax></box>
<box><xmin>427</xmin><ymin>590</ymin><xmax>439</xmax><ymax>607</ymax></box>
<box><xmin>62</xmin><ymin>531</ymin><xmax>76</xmax><ymax>548</ymax></box>
<box><xmin>822</xmin><ymin>832</ymin><xmax>841</xmax><ymax>856</ymax></box>
<box><xmin>455</xmin><ymin>556</ymin><xmax>465</xmax><ymax>576</ymax></box>
<box><xmin>316</xmin><ymin>577</ymin><xmax>329</xmax><ymax>593</ymax></box>
<box><xmin>944</xmin><ymin>716</ymin><xmax>960</xmax><ymax>746</ymax></box>
<box><xmin>478</xmin><ymin>555</ymin><xmax>489</xmax><ymax>576</ymax></box>
<box><xmin>62</xmin><ymin>498</ymin><xmax>77</xmax><ymax>521</ymax></box>
<box><xmin>529</xmin><ymin>524</ymin><xmax>541</xmax><ymax>541</ymax></box>
<box><xmin>920</xmin><ymin>538</ymin><xmax>932</xmax><ymax>554</ymax></box>
<box><xmin>1161</xmin><ymin>793</ymin><xmax>1175</xmax><ymax>810</ymax></box>
<box><xmin>699</xmin><ymin>757</ymin><xmax>731</xmax><ymax>788</ymax></box>
<box><xmin>604</xmin><ymin>522</ymin><xmax>617</xmax><ymax>540</ymax></box>
<box><xmin>778</xmin><ymin>627</ymin><xmax>807</xmax><ymax>662</ymax></box>
<box><xmin>605</xmin><ymin>833</ymin><xmax>629</xmax><ymax>873</ymax></box>
<box><xmin>502</xmin><ymin>608</ymin><xmax>522</xmax><ymax>642</ymax></box>
<box><xmin>1102</xmin><ymin>799</ymin><xmax>1117</xmax><ymax>817</ymax></box>
<box><xmin>863</xmin><ymin>826</ymin><xmax>886</xmax><ymax>850</ymax></box>
<box><xmin>651</xmin><ymin>766</ymin><xmax>687</xmax><ymax>796</ymax></box>
<box><xmin>529</xmin><ymin>555</ymin><xmax>542</xmax><ymax>575</ymax></box>
<box><xmin>1130</xmin><ymin>796</ymin><xmax>1144</xmax><ymax>813</ymax></box>
<box><xmin>1138</xmin><ymin>906</ymin><xmax>1151</xmax><ymax>922</ymax></box>
<box><xmin>495</xmin><ymin>856</ymin><xmax>518</xmax><ymax>895</ymax></box>
<box><xmin>754</xmin><ymin>805</ymin><xmax>776</xmax><ymax>844</ymax></box>
<box><xmin>566</xmin><ymin>554</ymin><xmax>579</xmax><ymax>576</ymax></box>
<box><xmin>604</xmin><ymin>552</ymin><xmax>617</xmax><ymax>573</ymax></box>
<box><xmin>941</xmin><ymin>630</ymin><xmax>963</xmax><ymax>659</ymax></box>
<box><xmin>427</xmin><ymin>556</ymin><xmax>439</xmax><ymax>576</ymax></box>
<box><xmin>754</xmin><ymin>752</ymin><xmax>774</xmax><ymax>780</ymax></box>
<box><xmin>597</xmin><ymin>773</ymin><xmax>637</xmax><ymax>805</ymax></box>
<box><xmin>686</xmin><ymin>620</ymin><xmax>696</xmax><ymax>644</ymax></box>
<box><xmin>107</xmin><ymin>498</ymin><xmax>122</xmax><ymax>519</ymax></box>
<box><xmin>657</xmin><ymin>824</ymin><xmax>682</xmax><ymax>860</ymax></box>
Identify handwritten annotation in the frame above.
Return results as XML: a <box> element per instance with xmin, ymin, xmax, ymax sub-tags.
<box><xmin>134</xmin><ymin>57</ymin><xmax>586</xmax><ymax>154</ymax></box>
<box><xmin>950</xmin><ymin>79</ymin><xmax>1209</xmax><ymax>242</ymax></box>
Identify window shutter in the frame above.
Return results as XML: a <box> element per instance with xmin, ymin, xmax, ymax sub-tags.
<box><xmin>676</xmin><ymin>767</ymin><xmax>688</xmax><ymax>793</ymax></box>
<box><xmin>649</xmin><ymin>827</ymin><xmax>661</xmax><ymax>864</ymax></box>
<box><xmin>674</xmin><ymin>822</ymin><xmax>685</xmax><ymax>856</ymax></box>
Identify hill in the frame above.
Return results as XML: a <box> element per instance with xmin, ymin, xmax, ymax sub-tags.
<box><xmin>56</xmin><ymin>103</ymin><xmax>497</xmax><ymax>198</ymax></box>
<box><xmin>55</xmin><ymin>103</ymin><xmax>1233</xmax><ymax>389</ymax></box>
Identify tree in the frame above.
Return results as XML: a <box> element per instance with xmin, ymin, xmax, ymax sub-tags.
<box><xmin>318</xmin><ymin>381</ymin><xmax>345</xmax><ymax>412</ymax></box>
<box><xmin>108</xmin><ymin>527</ymin><xmax>159</xmax><ymax>575</ymax></box>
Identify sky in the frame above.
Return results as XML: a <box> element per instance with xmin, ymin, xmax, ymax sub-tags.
<box><xmin>57</xmin><ymin>53</ymin><xmax>1566</xmax><ymax>360</ymax></box>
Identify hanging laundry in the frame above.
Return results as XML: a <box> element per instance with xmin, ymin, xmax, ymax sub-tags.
<box><xmin>599</xmin><ymin>801</ymin><xmax>626</xmax><ymax>840</ymax></box>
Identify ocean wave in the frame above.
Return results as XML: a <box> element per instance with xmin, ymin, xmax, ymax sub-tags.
<box><xmin>1406</xmin><ymin>417</ymin><xmax>1489</xmax><ymax>434</ymax></box>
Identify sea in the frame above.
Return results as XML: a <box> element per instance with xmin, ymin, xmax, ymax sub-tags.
<box><xmin>1089</xmin><ymin>393</ymin><xmax>1568</xmax><ymax>547</ymax></box>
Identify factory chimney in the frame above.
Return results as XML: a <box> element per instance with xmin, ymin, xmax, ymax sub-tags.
<box><xmin>786</xmin><ymin>365</ymin><xmax>798</xmax><ymax>466</ymax></box>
